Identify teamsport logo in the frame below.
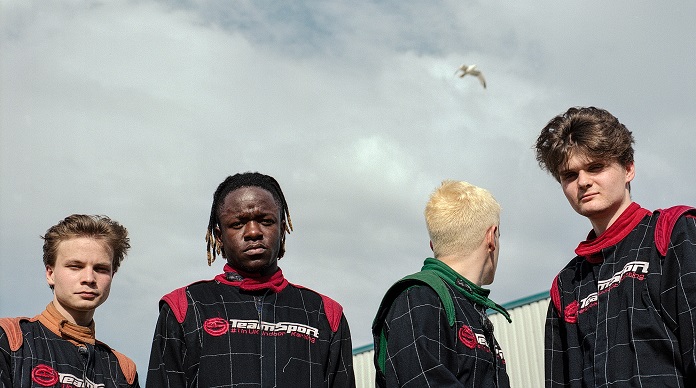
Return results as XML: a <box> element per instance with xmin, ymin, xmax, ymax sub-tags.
<box><xmin>31</xmin><ymin>364</ymin><xmax>104</xmax><ymax>388</ymax></box>
<box><xmin>580</xmin><ymin>260</ymin><xmax>649</xmax><ymax>310</ymax></box>
<box><xmin>202</xmin><ymin>318</ymin><xmax>320</xmax><ymax>342</ymax></box>
<box><xmin>458</xmin><ymin>324</ymin><xmax>488</xmax><ymax>351</ymax></box>
<box><xmin>229</xmin><ymin>319</ymin><xmax>319</xmax><ymax>338</ymax></box>
<box><xmin>203</xmin><ymin>317</ymin><xmax>230</xmax><ymax>336</ymax></box>
<box><xmin>458</xmin><ymin>325</ymin><xmax>477</xmax><ymax>348</ymax></box>
<box><xmin>31</xmin><ymin>364</ymin><xmax>58</xmax><ymax>386</ymax></box>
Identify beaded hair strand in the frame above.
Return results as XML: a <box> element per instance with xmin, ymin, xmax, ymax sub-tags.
<box><xmin>205</xmin><ymin>173</ymin><xmax>293</xmax><ymax>266</ymax></box>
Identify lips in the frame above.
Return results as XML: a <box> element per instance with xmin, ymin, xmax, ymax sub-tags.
<box><xmin>76</xmin><ymin>291</ymin><xmax>99</xmax><ymax>299</ymax></box>
<box><xmin>244</xmin><ymin>244</ymin><xmax>267</xmax><ymax>255</ymax></box>
<box><xmin>580</xmin><ymin>192</ymin><xmax>598</xmax><ymax>202</ymax></box>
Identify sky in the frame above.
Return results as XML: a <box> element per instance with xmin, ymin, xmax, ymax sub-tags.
<box><xmin>2</xmin><ymin>0</ymin><xmax>695</xmax><ymax>378</ymax></box>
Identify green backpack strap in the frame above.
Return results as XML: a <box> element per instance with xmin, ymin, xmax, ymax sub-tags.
<box><xmin>372</xmin><ymin>271</ymin><xmax>455</xmax><ymax>376</ymax></box>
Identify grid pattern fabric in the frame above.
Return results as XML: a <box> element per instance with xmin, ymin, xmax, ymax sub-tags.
<box><xmin>546</xmin><ymin>206</ymin><xmax>696</xmax><ymax>387</ymax></box>
<box><xmin>0</xmin><ymin>320</ymin><xmax>138</xmax><ymax>387</ymax></box>
<box><xmin>146</xmin><ymin>279</ymin><xmax>355</xmax><ymax>387</ymax></box>
<box><xmin>377</xmin><ymin>282</ymin><xmax>509</xmax><ymax>387</ymax></box>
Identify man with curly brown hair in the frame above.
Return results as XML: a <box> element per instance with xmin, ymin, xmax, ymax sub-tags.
<box><xmin>535</xmin><ymin>106</ymin><xmax>696</xmax><ymax>387</ymax></box>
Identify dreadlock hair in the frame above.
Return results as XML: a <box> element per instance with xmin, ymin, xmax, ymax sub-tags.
<box><xmin>205</xmin><ymin>172</ymin><xmax>293</xmax><ymax>266</ymax></box>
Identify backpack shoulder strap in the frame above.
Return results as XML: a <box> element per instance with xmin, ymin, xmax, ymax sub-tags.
<box><xmin>372</xmin><ymin>271</ymin><xmax>455</xmax><ymax>378</ymax></box>
<box><xmin>0</xmin><ymin>317</ymin><xmax>27</xmax><ymax>352</ymax></box>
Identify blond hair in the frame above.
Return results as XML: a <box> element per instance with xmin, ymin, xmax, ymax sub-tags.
<box><xmin>42</xmin><ymin>214</ymin><xmax>130</xmax><ymax>274</ymax></box>
<box><xmin>425</xmin><ymin>180</ymin><xmax>500</xmax><ymax>258</ymax></box>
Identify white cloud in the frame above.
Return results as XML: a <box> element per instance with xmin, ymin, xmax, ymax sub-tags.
<box><xmin>2</xmin><ymin>0</ymin><xmax>695</xmax><ymax>378</ymax></box>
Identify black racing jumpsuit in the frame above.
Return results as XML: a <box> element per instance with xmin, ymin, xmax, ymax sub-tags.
<box><xmin>146</xmin><ymin>265</ymin><xmax>355</xmax><ymax>387</ymax></box>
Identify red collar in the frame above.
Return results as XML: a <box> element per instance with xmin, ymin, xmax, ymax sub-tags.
<box><xmin>214</xmin><ymin>264</ymin><xmax>289</xmax><ymax>293</ymax></box>
<box><xmin>575</xmin><ymin>202</ymin><xmax>651</xmax><ymax>261</ymax></box>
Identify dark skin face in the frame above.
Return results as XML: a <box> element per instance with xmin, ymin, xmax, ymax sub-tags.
<box><xmin>214</xmin><ymin>187</ymin><xmax>284</xmax><ymax>276</ymax></box>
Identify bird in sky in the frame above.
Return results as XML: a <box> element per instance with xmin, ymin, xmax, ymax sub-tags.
<box><xmin>455</xmin><ymin>64</ymin><xmax>486</xmax><ymax>89</ymax></box>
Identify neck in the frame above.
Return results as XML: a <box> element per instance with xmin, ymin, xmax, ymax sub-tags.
<box><xmin>590</xmin><ymin>195</ymin><xmax>632</xmax><ymax>235</ymax></box>
<box><xmin>38</xmin><ymin>302</ymin><xmax>97</xmax><ymax>345</ymax></box>
<box><xmin>438</xmin><ymin>248</ymin><xmax>488</xmax><ymax>287</ymax></box>
<box><xmin>51</xmin><ymin>296</ymin><xmax>94</xmax><ymax>327</ymax></box>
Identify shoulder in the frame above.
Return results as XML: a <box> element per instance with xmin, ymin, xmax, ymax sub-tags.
<box><xmin>288</xmin><ymin>283</ymin><xmax>344</xmax><ymax>333</ymax></box>
<box><xmin>386</xmin><ymin>284</ymin><xmax>445</xmax><ymax>321</ymax></box>
<box><xmin>0</xmin><ymin>317</ymin><xmax>30</xmax><ymax>352</ymax></box>
<box><xmin>374</xmin><ymin>273</ymin><xmax>450</xmax><ymax>329</ymax></box>
<box><xmin>554</xmin><ymin>255</ymin><xmax>586</xmax><ymax>281</ymax></box>
<box><xmin>550</xmin><ymin>257</ymin><xmax>584</xmax><ymax>294</ymax></box>
<box><xmin>159</xmin><ymin>279</ymin><xmax>218</xmax><ymax>324</ymax></box>
<box><xmin>654</xmin><ymin>206</ymin><xmax>696</xmax><ymax>255</ymax></box>
<box><xmin>380</xmin><ymin>284</ymin><xmax>452</xmax><ymax>334</ymax></box>
<box><xmin>93</xmin><ymin>342</ymin><xmax>138</xmax><ymax>386</ymax></box>
<box><xmin>392</xmin><ymin>283</ymin><xmax>441</xmax><ymax>303</ymax></box>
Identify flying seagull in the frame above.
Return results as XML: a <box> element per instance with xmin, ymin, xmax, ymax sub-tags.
<box><xmin>455</xmin><ymin>64</ymin><xmax>486</xmax><ymax>89</ymax></box>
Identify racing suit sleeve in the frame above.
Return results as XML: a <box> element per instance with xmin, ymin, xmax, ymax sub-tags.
<box><xmin>146</xmin><ymin>303</ymin><xmax>191</xmax><ymax>388</ymax></box>
<box><xmin>326</xmin><ymin>314</ymin><xmax>357</xmax><ymax>388</ymax></box>
<box><xmin>0</xmin><ymin>328</ymin><xmax>12</xmax><ymax>387</ymax></box>
<box><xmin>544</xmin><ymin>301</ymin><xmax>569</xmax><ymax>387</ymax></box>
<box><xmin>381</xmin><ymin>285</ymin><xmax>465</xmax><ymax>388</ymax></box>
<box><xmin>660</xmin><ymin>214</ymin><xmax>696</xmax><ymax>386</ymax></box>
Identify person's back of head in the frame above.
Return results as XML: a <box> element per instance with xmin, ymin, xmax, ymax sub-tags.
<box><xmin>535</xmin><ymin>106</ymin><xmax>635</xmax><ymax>182</ymax></box>
<box><xmin>425</xmin><ymin>180</ymin><xmax>500</xmax><ymax>258</ymax></box>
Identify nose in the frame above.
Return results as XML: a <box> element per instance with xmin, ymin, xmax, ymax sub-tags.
<box><xmin>577</xmin><ymin>170</ymin><xmax>592</xmax><ymax>188</ymax></box>
<box><xmin>243</xmin><ymin>221</ymin><xmax>263</xmax><ymax>240</ymax></box>
<box><xmin>82</xmin><ymin>268</ymin><xmax>97</xmax><ymax>285</ymax></box>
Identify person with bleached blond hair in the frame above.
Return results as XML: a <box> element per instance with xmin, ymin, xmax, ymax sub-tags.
<box><xmin>372</xmin><ymin>180</ymin><xmax>511</xmax><ymax>388</ymax></box>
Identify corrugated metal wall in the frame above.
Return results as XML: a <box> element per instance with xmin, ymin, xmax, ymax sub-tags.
<box><xmin>489</xmin><ymin>294</ymin><xmax>549</xmax><ymax>387</ymax></box>
<box><xmin>352</xmin><ymin>292</ymin><xmax>550</xmax><ymax>388</ymax></box>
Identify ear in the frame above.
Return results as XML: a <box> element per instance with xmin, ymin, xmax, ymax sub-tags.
<box><xmin>429</xmin><ymin>240</ymin><xmax>434</xmax><ymax>252</ymax></box>
<box><xmin>486</xmin><ymin>226</ymin><xmax>498</xmax><ymax>252</ymax></box>
<box><xmin>46</xmin><ymin>265</ymin><xmax>55</xmax><ymax>288</ymax></box>
<box><xmin>278</xmin><ymin>229</ymin><xmax>287</xmax><ymax>259</ymax></box>
<box><xmin>214</xmin><ymin>226</ymin><xmax>222</xmax><ymax>244</ymax></box>
<box><xmin>625</xmin><ymin>161</ymin><xmax>635</xmax><ymax>183</ymax></box>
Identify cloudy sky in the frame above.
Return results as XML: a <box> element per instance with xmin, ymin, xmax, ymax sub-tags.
<box><xmin>2</xmin><ymin>0</ymin><xmax>695</xmax><ymax>377</ymax></box>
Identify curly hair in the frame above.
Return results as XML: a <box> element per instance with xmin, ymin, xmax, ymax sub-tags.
<box><xmin>535</xmin><ymin>106</ymin><xmax>635</xmax><ymax>182</ymax></box>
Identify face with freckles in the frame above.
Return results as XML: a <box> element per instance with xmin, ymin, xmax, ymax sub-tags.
<box><xmin>215</xmin><ymin>186</ymin><xmax>284</xmax><ymax>276</ymax></box>
<box><xmin>46</xmin><ymin>237</ymin><xmax>114</xmax><ymax>326</ymax></box>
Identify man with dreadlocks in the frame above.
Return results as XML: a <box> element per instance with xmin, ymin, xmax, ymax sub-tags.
<box><xmin>146</xmin><ymin>172</ymin><xmax>356</xmax><ymax>387</ymax></box>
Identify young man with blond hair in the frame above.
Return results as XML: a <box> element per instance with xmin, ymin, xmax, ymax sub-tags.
<box><xmin>372</xmin><ymin>180</ymin><xmax>511</xmax><ymax>387</ymax></box>
<box><xmin>0</xmin><ymin>214</ymin><xmax>139</xmax><ymax>387</ymax></box>
<box><xmin>536</xmin><ymin>106</ymin><xmax>696</xmax><ymax>387</ymax></box>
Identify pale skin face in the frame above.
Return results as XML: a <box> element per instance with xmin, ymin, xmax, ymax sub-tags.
<box><xmin>46</xmin><ymin>237</ymin><xmax>114</xmax><ymax>326</ymax></box>
<box><xmin>558</xmin><ymin>152</ymin><xmax>635</xmax><ymax>235</ymax></box>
